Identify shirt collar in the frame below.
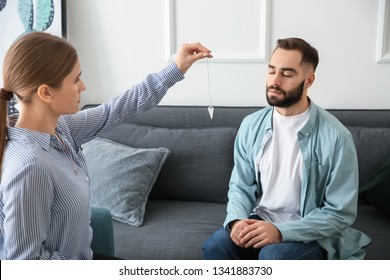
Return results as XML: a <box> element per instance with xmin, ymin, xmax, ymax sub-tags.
<box><xmin>266</xmin><ymin>98</ymin><xmax>318</xmax><ymax>135</ymax></box>
<box><xmin>7</xmin><ymin>114</ymin><xmax>56</xmax><ymax>151</ymax></box>
<box><xmin>300</xmin><ymin>100</ymin><xmax>318</xmax><ymax>135</ymax></box>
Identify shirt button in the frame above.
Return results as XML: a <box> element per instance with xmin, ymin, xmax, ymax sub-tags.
<box><xmin>86</xmin><ymin>177</ymin><xmax>90</xmax><ymax>182</ymax></box>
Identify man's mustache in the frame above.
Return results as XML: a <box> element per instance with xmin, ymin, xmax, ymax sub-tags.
<box><xmin>267</xmin><ymin>85</ymin><xmax>286</xmax><ymax>95</ymax></box>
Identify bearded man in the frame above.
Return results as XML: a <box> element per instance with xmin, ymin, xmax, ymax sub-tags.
<box><xmin>203</xmin><ymin>38</ymin><xmax>371</xmax><ymax>260</ymax></box>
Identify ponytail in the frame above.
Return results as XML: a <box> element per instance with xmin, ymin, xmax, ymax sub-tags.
<box><xmin>0</xmin><ymin>88</ymin><xmax>13</xmax><ymax>175</ymax></box>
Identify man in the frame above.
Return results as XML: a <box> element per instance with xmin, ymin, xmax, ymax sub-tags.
<box><xmin>203</xmin><ymin>38</ymin><xmax>371</xmax><ymax>260</ymax></box>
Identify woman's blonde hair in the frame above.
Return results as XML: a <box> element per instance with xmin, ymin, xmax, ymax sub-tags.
<box><xmin>0</xmin><ymin>32</ymin><xmax>78</xmax><ymax>174</ymax></box>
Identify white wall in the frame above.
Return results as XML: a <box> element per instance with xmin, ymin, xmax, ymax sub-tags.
<box><xmin>8</xmin><ymin>0</ymin><xmax>390</xmax><ymax>109</ymax></box>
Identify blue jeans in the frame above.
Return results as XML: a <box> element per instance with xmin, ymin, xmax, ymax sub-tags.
<box><xmin>203</xmin><ymin>227</ymin><xmax>327</xmax><ymax>260</ymax></box>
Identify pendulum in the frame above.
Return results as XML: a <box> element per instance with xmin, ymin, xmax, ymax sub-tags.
<box><xmin>206</xmin><ymin>58</ymin><xmax>214</xmax><ymax>119</ymax></box>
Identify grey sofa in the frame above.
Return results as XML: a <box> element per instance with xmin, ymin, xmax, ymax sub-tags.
<box><xmin>85</xmin><ymin>105</ymin><xmax>390</xmax><ymax>260</ymax></box>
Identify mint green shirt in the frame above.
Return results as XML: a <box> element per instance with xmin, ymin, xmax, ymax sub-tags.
<box><xmin>225</xmin><ymin>101</ymin><xmax>371</xmax><ymax>259</ymax></box>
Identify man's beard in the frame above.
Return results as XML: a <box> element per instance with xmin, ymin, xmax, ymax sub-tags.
<box><xmin>266</xmin><ymin>80</ymin><xmax>305</xmax><ymax>108</ymax></box>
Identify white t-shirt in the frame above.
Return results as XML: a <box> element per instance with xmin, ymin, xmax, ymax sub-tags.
<box><xmin>255</xmin><ymin>106</ymin><xmax>310</xmax><ymax>223</ymax></box>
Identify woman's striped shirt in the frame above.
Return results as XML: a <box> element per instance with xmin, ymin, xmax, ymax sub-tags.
<box><xmin>0</xmin><ymin>63</ymin><xmax>184</xmax><ymax>259</ymax></box>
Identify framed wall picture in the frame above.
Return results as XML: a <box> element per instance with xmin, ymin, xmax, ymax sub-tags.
<box><xmin>376</xmin><ymin>0</ymin><xmax>390</xmax><ymax>63</ymax></box>
<box><xmin>0</xmin><ymin>0</ymin><xmax>67</xmax><ymax>114</ymax></box>
<box><xmin>165</xmin><ymin>0</ymin><xmax>269</xmax><ymax>63</ymax></box>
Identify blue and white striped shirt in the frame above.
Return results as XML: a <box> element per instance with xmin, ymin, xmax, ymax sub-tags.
<box><xmin>0</xmin><ymin>63</ymin><xmax>184</xmax><ymax>259</ymax></box>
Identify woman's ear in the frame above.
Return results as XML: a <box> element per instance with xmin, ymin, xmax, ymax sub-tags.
<box><xmin>36</xmin><ymin>84</ymin><xmax>53</xmax><ymax>104</ymax></box>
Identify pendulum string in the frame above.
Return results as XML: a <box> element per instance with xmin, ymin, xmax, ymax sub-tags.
<box><xmin>206</xmin><ymin>58</ymin><xmax>214</xmax><ymax>119</ymax></box>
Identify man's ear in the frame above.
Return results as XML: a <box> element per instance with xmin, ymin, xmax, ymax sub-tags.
<box><xmin>36</xmin><ymin>84</ymin><xmax>53</xmax><ymax>104</ymax></box>
<box><xmin>305</xmin><ymin>72</ymin><xmax>315</xmax><ymax>88</ymax></box>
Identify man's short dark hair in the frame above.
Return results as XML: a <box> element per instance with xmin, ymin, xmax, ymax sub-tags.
<box><xmin>274</xmin><ymin>38</ymin><xmax>319</xmax><ymax>71</ymax></box>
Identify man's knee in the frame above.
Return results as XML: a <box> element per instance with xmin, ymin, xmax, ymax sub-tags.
<box><xmin>258</xmin><ymin>243</ymin><xmax>286</xmax><ymax>260</ymax></box>
<box><xmin>204</xmin><ymin>228</ymin><xmax>229</xmax><ymax>248</ymax></box>
<box><xmin>258</xmin><ymin>242</ymin><xmax>326</xmax><ymax>260</ymax></box>
<box><xmin>203</xmin><ymin>227</ymin><xmax>232</xmax><ymax>259</ymax></box>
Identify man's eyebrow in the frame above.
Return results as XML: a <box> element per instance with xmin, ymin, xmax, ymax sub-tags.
<box><xmin>268</xmin><ymin>64</ymin><xmax>297</xmax><ymax>74</ymax></box>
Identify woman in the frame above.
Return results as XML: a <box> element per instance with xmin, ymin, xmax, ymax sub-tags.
<box><xmin>0</xmin><ymin>31</ymin><xmax>211</xmax><ymax>259</ymax></box>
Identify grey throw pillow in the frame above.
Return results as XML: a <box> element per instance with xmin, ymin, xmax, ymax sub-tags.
<box><xmin>83</xmin><ymin>137</ymin><xmax>170</xmax><ymax>227</ymax></box>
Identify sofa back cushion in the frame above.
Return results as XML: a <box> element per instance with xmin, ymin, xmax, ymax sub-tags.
<box><xmin>347</xmin><ymin>126</ymin><xmax>390</xmax><ymax>187</ymax></box>
<box><xmin>329</xmin><ymin>109</ymin><xmax>390</xmax><ymax>188</ymax></box>
<box><xmin>99</xmin><ymin>123</ymin><xmax>237</xmax><ymax>203</ymax></box>
<box><xmin>88</xmin><ymin>105</ymin><xmax>390</xmax><ymax>203</ymax></box>
<box><xmin>95</xmin><ymin>106</ymin><xmax>260</xmax><ymax>203</ymax></box>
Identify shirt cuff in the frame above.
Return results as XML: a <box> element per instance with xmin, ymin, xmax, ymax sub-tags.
<box><xmin>159</xmin><ymin>63</ymin><xmax>185</xmax><ymax>88</ymax></box>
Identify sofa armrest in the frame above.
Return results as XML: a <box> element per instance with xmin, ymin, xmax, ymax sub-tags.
<box><xmin>90</xmin><ymin>207</ymin><xmax>115</xmax><ymax>256</ymax></box>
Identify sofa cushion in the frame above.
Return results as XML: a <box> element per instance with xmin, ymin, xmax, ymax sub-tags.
<box><xmin>98</xmin><ymin>123</ymin><xmax>237</xmax><ymax>203</ymax></box>
<box><xmin>346</xmin><ymin>126</ymin><xmax>390</xmax><ymax>188</ymax></box>
<box><xmin>112</xmin><ymin>200</ymin><xmax>226</xmax><ymax>259</ymax></box>
<box><xmin>359</xmin><ymin>158</ymin><xmax>390</xmax><ymax>219</ymax></box>
<box><xmin>353</xmin><ymin>203</ymin><xmax>390</xmax><ymax>259</ymax></box>
<box><xmin>83</xmin><ymin>137</ymin><xmax>170</xmax><ymax>227</ymax></box>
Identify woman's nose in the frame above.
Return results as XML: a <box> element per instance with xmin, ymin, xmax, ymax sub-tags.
<box><xmin>80</xmin><ymin>80</ymin><xmax>86</xmax><ymax>92</ymax></box>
